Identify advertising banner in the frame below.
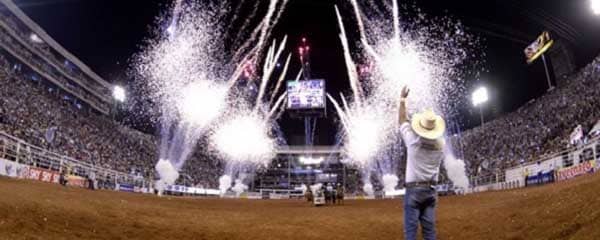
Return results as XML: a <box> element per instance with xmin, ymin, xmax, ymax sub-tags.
<box><xmin>27</xmin><ymin>167</ymin><xmax>60</xmax><ymax>183</ymax></box>
<box><xmin>67</xmin><ymin>175</ymin><xmax>86</xmax><ymax>188</ymax></box>
<box><xmin>526</xmin><ymin>170</ymin><xmax>555</xmax><ymax>186</ymax></box>
<box><xmin>118</xmin><ymin>184</ymin><xmax>135</xmax><ymax>192</ymax></box>
<box><xmin>0</xmin><ymin>158</ymin><xmax>28</xmax><ymax>178</ymax></box>
<box><xmin>556</xmin><ymin>161</ymin><xmax>595</xmax><ymax>182</ymax></box>
<box><xmin>164</xmin><ymin>185</ymin><xmax>220</xmax><ymax>195</ymax></box>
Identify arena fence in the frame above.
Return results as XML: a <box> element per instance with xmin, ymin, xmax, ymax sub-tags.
<box><xmin>469</xmin><ymin>137</ymin><xmax>600</xmax><ymax>193</ymax></box>
<box><xmin>2</xmin><ymin>129</ymin><xmax>599</xmax><ymax>197</ymax></box>
<box><xmin>0</xmin><ymin>131</ymin><xmax>147</xmax><ymax>189</ymax></box>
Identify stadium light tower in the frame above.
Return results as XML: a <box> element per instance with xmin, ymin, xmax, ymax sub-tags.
<box><xmin>113</xmin><ymin>85</ymin><xmax>126</xmax><ymax>103</ymax></box>
<box><xmin>593</xmin><ymin>0</ymin><xmax>600</xmax><ymax>15</ymax></box>
<box><xmin>472</xmin><ymin>86</ymin><xmax>488</xmax><ymax>128</ymax></box>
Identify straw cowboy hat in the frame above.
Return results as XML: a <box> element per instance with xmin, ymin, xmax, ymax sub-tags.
<box><xmin>411</xmin><ymin>109</ymin><xmax>446</xmax><ymax>140</ymax></box>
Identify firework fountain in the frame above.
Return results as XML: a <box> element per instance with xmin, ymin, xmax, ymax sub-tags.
<box><xmin>210</xmin><ymin>37</ymin><xmax>291</xmax><ymax>196</ymax></box>
<box><xmin>133</xmin><ymin>0</ymin><xmax>289</xmax><ymax>195</ymax></box>
<box><xmin>331</xmin><ymin>0</ymin><xmax>482</xmax><ymax>194</ymax></box>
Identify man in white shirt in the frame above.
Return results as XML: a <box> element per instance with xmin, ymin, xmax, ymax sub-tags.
<box><xmin>398</xmin><ymin>86</ymin><xmax>446</xmax><ymax>240</ymax></box>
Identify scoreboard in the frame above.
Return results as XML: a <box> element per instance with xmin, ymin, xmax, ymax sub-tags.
<box><xmin>286</xmin><ymin>79</ymin><xmax>325</xmax><ymax>109</ymax></box>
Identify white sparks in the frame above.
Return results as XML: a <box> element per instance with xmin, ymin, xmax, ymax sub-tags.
<box><xmin>133</xmin><ymin>0</ymin><xmax>289</xmax><ymax>189</ymax></box>
<box><xmin>113</xmin><ymin>85</ymin><xmax>126</xmax><ymax>102</ymax></box>
<box><xmin>382</xmin><ymin>173</ymin><xmax>399</xmax><ymax>193</ymax></box>
<box><xmin>177</xmin><ymin>81</ymin><xmax>228</xmax><ymax>127</ymax></box>
<box><xmin>332</xmin><ymin>1</ymin><xmax>481</xmax><ymax>186</ymax></box>
<box><xmin>211</xmin><ymin>114</ymin><xmax>275</xmax><ymax>166</ymax></box>
<box><xmin>344</xmin><ymin>108</ymin><xmax>389</xmax><ymax>165</ymax></box>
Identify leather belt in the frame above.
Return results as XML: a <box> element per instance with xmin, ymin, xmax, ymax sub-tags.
<box><xmin>405</xmin><ymin>181</ymin><xmax>437</xmax><ymax>188</ymax></box>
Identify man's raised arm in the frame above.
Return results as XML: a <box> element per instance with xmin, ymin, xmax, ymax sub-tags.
<box><xmin>399</xmin><ymin>86</ymin><xmax>410</xmax><ymax>124</ymax></box>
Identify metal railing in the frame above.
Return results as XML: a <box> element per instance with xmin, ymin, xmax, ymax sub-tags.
<box><xmin>469</xmin><ymin>136</ymin><xmax>600</xmax><ymax>188</ymax></box>
<box><xmin>0</xmin><ymin>131</ymin><xmax>146</xmax><ymax>187</ymax></box>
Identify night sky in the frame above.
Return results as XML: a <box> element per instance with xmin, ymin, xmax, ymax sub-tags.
<box><xmin>12</xmin><ymin>0</ymin><xmax>600</xmax><ymax>145</ymax></box>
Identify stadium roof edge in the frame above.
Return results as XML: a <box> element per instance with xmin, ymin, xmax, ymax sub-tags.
<box><xmin>1</xmin><ymin>0</ymin><xmax>111</xmax><ymax>89</ymax></box>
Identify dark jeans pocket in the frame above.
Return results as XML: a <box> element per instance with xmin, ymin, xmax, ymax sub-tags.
<box><xmin>412</xmin><ymin>188</ymin><xmax>437</xmax><ymax>207</ymax></box>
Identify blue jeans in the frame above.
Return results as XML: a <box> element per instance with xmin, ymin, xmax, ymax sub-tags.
<box><xmin>404</xmin><ymin>187</ymin><xmax>437</xmax><ymax>240</ymax></box>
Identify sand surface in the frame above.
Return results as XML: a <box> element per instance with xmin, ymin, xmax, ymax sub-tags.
<box><xmin>1</xmin><ymin>173</ymin><xmax>599</xmax><ymax>240</ymax></box>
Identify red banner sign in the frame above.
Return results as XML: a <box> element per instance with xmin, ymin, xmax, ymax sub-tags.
<box><xmin>26</xmin><ymin>167</ymin><xmax>60</xmax><ymax>183</ymax></box>
<box><xmin>557</xmin><ymin>161</ymin><xmax>595</xmax><ymax>182</ymax></box>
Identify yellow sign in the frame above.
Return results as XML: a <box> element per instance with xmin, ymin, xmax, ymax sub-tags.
<box><xmin>524</xmin><ymin>31</ymin><xmax>554</xmax><ymax>64</ymax></box>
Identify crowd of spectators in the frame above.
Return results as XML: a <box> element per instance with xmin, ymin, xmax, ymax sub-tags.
<box><xmin>0</xmin><ymin>8</ymin><xmax>225</xmax><ymax>187</ymax></box>
<box><xmin>452</xmin><ymin>55</ymin><xmax>600</xmax><ymax>177</ymax></box>
<box><xmin>0</xmin><ymin>9</ymin><xmax>110</xmax><ymax>113</ymax></box>
<box><xmin>0</xmin><ymin>50</ymin><xmax>221</xmax><ymax>187</ymax></box>
<box><xmin>0</xmin><ymin>54</ymin><xmax>156</xmax><ymax>175</ymax></box>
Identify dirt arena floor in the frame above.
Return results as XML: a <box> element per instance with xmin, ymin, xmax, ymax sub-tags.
<box><xmin>1</xmin><ymin>174</ymin><xmax>600</xmax><ymax>240</ymax></box>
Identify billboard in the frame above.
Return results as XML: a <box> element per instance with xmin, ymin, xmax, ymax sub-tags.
<box><xmin>524</xmin><ymin>31</ymin><xmax>554</xmax><ymax>64</ymax></box>
<box><xmin>286</xmin><ymin>79</ymin><xmax>325</xmax><ymax>109</ymax></box>
<box><xmin>556</xmin><ymin>161</ymin><xmax>595</xmax><ymax>182</ymax></box>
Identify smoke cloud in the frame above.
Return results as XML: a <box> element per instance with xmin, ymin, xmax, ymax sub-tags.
<box><xmin>363</xmin><ymin>183</ymin><xmax>374</xmax><ymax>196</ymax></box>
<box><xmin>155</xmin><ymin>159</ymin><xmax>179</xmax><ymax>195</ymax></box>
<box><xmin>232</xmin><ymin>178</ymin><xmax>248</xmax><ymax>197</ymax></box>
<box><xmin>382</xmin><ymin>174</ymin><xmax>399</xmax><ymax>193</ymax></box>
<box><xmin>218</xmin><ymin>175</ymin><xmax>232</xmax><ymax>196</ymax></box>
<box><xmin>444</xmin><ymin>151</ymin><xmax>469</xmax><ymax>190</ymax></box>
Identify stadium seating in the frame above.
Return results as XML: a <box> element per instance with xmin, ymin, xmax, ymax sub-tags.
<box><xmin>0</xmin><ymin>51</ymin><xmax>221</xmax><ymax>187</ymax></box>
<box><xmin>452</xmin><ymin>55</ymin><xmax>600</xmax><ymax>178</ymax></box>
<box><xmin>1</xmin><ymin>38</ymin><xmax>599</xmax><ymax>191</ymax></box>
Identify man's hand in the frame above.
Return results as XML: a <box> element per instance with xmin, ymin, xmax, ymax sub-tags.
<box><xmin>401</xmin><ymin>86</ymin><xmax>410</xmax><ymax>99</ymax></box>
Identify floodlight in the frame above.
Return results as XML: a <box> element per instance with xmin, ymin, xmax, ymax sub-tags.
<box><xmin>113</xmin><ymin>85</ymin><xmax>126</xmax><ymax>102</ymax></box>
<box><xmin>593</xmin><ymin>0</ymin><xmax>600</xmax><ymax>15</ymax></box>
<box><xmin>29</xmin><ymin>33</ymin><xmax>43</xmax><ymax>43</ymax></box>
<box><xmin>472</xmin><ymin>87</ymin><xmax>488</xmax><ymax>107</ymax></box>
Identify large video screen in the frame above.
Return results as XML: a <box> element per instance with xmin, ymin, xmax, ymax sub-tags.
<box><xmin>286</xmin><ymin>79</ymin><xmax>325</xmax><ymax>109</ymax></box>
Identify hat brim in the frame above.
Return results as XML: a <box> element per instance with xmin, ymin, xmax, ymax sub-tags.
<box><xmin>411</xmin><ymin>113</ymin><xmax>446</xmax><ymax>140</ymax></box>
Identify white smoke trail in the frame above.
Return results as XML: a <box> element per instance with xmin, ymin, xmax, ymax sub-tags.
<box><xmin>255</xmin><ymin>36</ymin><xmax>287</xmax><ymax>110</ymax></box>
<box><xmin>294</xmin><ymin>67</ymin><xmax>303</xmax><ymax>82</ymax></box>
<box><xmin>362</xmin><ymin>182</ymin><xmax>374</xmax><ymax>196</ymax></box>
<box><xmin>155</xmin><ymin>159</ymin><xmax>179</xmax><ymax>195</ymax></box>
<box><xmin>232</xmin><ymin>179</ymin><xmax>248</xmax><ymax>197</ymax></box>
<box><xmin>267</xmin><ymin>53</ymin><xmax>292</xmax><ymax>106</ymax></box>
<box><xmin>382</xmin><ymin>173</ymin><xmax>399</xmax><ymax>193</ymax></box>
<box><xmin>444</xmin><ymin>148</ymin><xmax>469</xmax><ymax>190</ymax></box>
<box><xmin>267</xmin><ymin>92</ymin><xmax>288</xmax><ymax>120</ymax></box>
<box><xmin>392</xmin><ymin>0</ymin><xmax>400</xmax><ymax>42</ymax></box>
<box><xmin>218</xmin><ymin>175</ymin><xmax>232</xmax><ymax>196</ymax></box>
<box><xmin>334</xmin><ymin>6</ymin><xmax>362</xmax><ymax>103</ymax></box>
